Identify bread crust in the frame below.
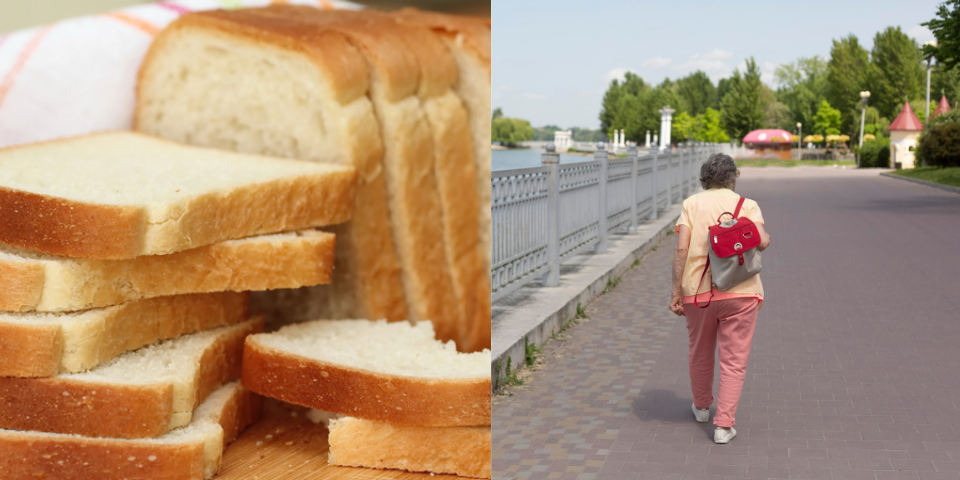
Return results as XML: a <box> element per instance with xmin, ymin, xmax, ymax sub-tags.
<box><xmin>136</xmin><ymin>10</ymin><xmax>408</xmax><ymax>323</ymax></box>
<box><xmin>0</xmin><ymin>292</ymin><xmax>248</xmax><ymax>377</ymax></box>
<box><xmin>242</xmin><ymin>336</ymin><xmax>491</xmax><ymax>427</ymax></box>
<box><xmin>0</xmin><ymin>132</ymin><xmax>356</xmax><ymax>260</ymax></box>
<box><xmin>0</xmin><ymin>230</ymin><xmax>335</xmax><ymax>312</ymax></box>
<box><xmin>0</xmin><ymin>319</ymin><xmax>262</xmax><ymax>438</ymax></box>
<box><xmin>328</xmin><ymin>417</ymin><xmax>491</xmax><ymax>478</ymax></box>
<box><xmin>0</xmin><ymin>384</ymin><xmax>260</xmax><ymax>480</ymax></box>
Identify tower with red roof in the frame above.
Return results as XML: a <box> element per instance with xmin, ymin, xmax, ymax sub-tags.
<box><xmin>933</xmin><ymin>94</ymin><xmax>951</xmax><ymax>118</ymax></box>
<box><xmin>887</xmin><ymin>101</ymin><xmax>923</xmax><ymax>168</ymax></box>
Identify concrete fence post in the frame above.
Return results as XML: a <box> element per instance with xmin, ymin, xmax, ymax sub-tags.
<box><xmin>649</xmin><ymin>145</ymin><xmax>659</xmax><ymax>220</ymax></box>
<box><xmin>595</xmin><ymin>142</ymin><xmax>608</xmax><ymax>253</ymax></box>
<box><xmin>665</xmin><ymin>147</ymin><xmax>673</xmax><ymax>206</ymax></box>
<box><xmin>542</xmin><ymin>143</ymin><xmax>560</xmax><ymax>287</ymax></box>
<box><xmin>627</xmin><ymin>143</ymin><xmax>638</xmax><ymax>234</ymax></box>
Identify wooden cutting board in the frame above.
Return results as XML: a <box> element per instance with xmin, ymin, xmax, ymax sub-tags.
<box><xmin>216</xmin><ymin>400</ymin><xmax>459</xmax><ymax>480</ymax></box>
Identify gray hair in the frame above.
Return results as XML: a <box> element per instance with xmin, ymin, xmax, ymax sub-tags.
<box><xmin>700</xmin><ymin>153</ymin><xmax>737</xmax><ymax>190</ymax></box>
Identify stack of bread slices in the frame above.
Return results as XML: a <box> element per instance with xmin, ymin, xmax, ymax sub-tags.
<box><xmin>136</xmin><ymin>5</ymin><xmax>492</xmax><ymax>354</ymax></box>
<box><xmin>0</xmin><ymin>132</ymin><xmax>356</xmax><ymax>479</ymax></box>
<box><xmin>243</xmin><ymin>319</ymin><xmax>492</xmax><ymax>478</ymax></box>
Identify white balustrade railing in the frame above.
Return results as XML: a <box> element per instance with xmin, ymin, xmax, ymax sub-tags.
<box><xmin>491</xmin><ymin>141</ymin><xmax>730</xmax><ymax>302</ymax></box>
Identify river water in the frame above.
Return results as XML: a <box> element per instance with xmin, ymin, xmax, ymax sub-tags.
<box><xmin>491</xmin><ymin>148</ymin><xmax>590</xmax><ymax>171</ymax></box>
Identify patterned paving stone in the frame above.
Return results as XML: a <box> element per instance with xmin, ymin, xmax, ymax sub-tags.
<box><xmin>494</xmin><ymin>168</ymin><xmax>960</xmax><ymax>480</ymax></box>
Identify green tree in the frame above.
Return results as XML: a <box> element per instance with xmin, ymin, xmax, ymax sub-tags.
<box><xmin>716</xmin><ymin>77</ymin><xmax>734</xmax><ymax>110</ymax></box>
<box><xmin>720</xmin><ymin>57</ymin><xmax>766</xmax><ymax>142</ymax></box>
<box><xmin>765</xmin><ymin>100</ymin><xmax>792</xmax><ymax>130</ymax></box>
<box><xmin>931</xmin><ymin>65</ymin><xmax>960</xmax><ymax>107</ymax></box>
<box><xmin>699</xmin><ymin>108</ymin><xmax>731</xmax><ymax>143</ymax></box>
<box><xmin>775</xmin><ymin>56</ymin><xmax>829</xmax><ymax>132</ymax></box>
<box><xmin>871</xmin><ymin>27</ymin><xmax>925</xmax><ymax>119</ymax></box>
<box><xmin>922</xmin><ymin>0</ymin><xmax>960</xmax><ymax>71</ymax></box>
<box><xmin>676</xmin><ymin>71</ymin><xmax>717</xmax><ymax>116</ymax></box>
<box><xmin>851</xmin><ymin>106</ymin><xmax>890</xmax><ymax>140</ymax></box>
<box><xmin>813</xmin><ymin>100</ymin><xmax>842</xmax><ymax>135</ymax></box>
<box><xmin>827</xmin><ymin>35</ymin><xmax>873</xmax><ymax>135</ymax></box>
<box><xmin>492</xmin><ymin>107</ymin><xmax>503</xmax><ymax>120</ymax></box>
<box><xmin>491</xmin><ymin>117</ymin><xmax>534</xmax><ymax>144</ymax></box>
<box><xmin>672</xmin><ymin>111</ymin><xmax>694</xmax><ymax>141</ymax></box>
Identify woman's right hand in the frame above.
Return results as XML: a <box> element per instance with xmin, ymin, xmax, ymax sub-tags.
<box><xmin>669</xmin><ymin>294</ymin><xmax>685</xmax><ymax>316</ymax></box>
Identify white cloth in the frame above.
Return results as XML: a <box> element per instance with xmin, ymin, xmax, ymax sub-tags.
<box><xmin>0</xmin><ymin>0</ymin><xmax>359</xmax><ymax>148</ymax></box>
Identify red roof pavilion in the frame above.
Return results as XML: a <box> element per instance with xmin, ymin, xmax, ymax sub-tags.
<box><xmin>888</xmin><ymin>101</ymin><xmax>923</xmax><ymax>131</ymax></box>
<box><xmin>933</xmin><ymin>95</ymin><xmax>951</xmax><ymax>118</ymax></box>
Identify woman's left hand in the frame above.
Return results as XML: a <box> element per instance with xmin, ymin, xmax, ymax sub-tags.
<box><xmin>669</xmin><ymin>294</ymin><xmax>685</xmax><ymax>316</ymax></box>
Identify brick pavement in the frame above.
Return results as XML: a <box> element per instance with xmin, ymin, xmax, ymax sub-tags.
<box><xmin>493</xmin><ymin>167</ymin><xmax>960</xmax><ymax>480</ymax></box>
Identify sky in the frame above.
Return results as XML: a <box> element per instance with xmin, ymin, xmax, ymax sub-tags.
<box><xmin>492</xmin><ymin>0</ymin><xmax>942</xmax><ymax>130</ymax></box>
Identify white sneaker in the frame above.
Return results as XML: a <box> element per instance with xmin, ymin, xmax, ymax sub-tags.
<box><xmin>692</xmin><ymin>403</ymin><xmax>710</xmax><ymax>423</ymax></box>
<box><xmin>714</xmin><ymin>427</ymin><xmax>737</xmax><ymax>444</ymax></box>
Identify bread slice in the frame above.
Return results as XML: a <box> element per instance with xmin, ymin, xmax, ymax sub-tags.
<box><xmin>0</xmin><ymin>318</ymin><xmax>262</xmax><ymax>438</ymax></box>
<box><xmin>0</xmin><ymin>229</ymin><xmax>335</xmax><ymax>313</ymax></box>
<box><xmin>0</xmin><ymin>131</ymin><xmax>355</xmax><ymax>259</ymax></box>
<box><xmin>0</xmin><ymin>292</ymin><xmax>247</xmax><ymax>377</ymax></box>
<box><xmin>240</xmin><ymin>7</ymin><xmax>460</xmax><ymax>334</ymax></box>
<box><xmin>395</xmin><ymin>9</ymin><xmax>491</xmax><ymax>272</ymax></box>
<box><xmin>242</xmin><ymin>319</ymin><xmax>490</xmax><ymax>427</ymax></box>
<box><xmin>0</xmin><ymin>381</ymin><xmax>260</xmax><ymax>480</ymax></box>
<box><xmin>136</xmin><ymin>9</ymin><xmax>408</xmax><ymax>324</ymax></box>
<box><xmin>308</xmin><ymin>410</ymin><xmax>491</xmax><ymax>478</ymax></box>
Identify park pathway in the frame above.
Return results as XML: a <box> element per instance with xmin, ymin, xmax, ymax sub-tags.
<box><xmin>493</xmin><ymin>167</ymin><xmax>960</xmax><ymax>480</ymax></box>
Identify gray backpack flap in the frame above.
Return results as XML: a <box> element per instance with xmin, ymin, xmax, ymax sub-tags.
<box><xmin>694</xmin><ymin>197</ymin><xmax>762</xmax><ymax>308</ymax></box>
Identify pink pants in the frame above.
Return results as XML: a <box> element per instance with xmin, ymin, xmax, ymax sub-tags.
<box><xmin>685</xmin><ymin>297</ymin><xmax>759</xmax><ymax>428</ymax></box>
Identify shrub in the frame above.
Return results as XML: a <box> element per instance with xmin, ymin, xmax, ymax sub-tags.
<box><xmin>917</xmin><ymin>122</ymin><xmax>960</xmax><ymax>167</ymax></box>
<box><xmin>858</xmin><ymin>137</ymin><xmax>891</xmax><ymax>168</ymax></box>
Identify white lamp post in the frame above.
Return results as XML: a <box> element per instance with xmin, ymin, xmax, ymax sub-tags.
<box><xmin>796</xmin><ymin>122</ymin><xmax>802</xmax><ymax>160</ymax></box>
<box><xmin>923</xmin><ymin>41</ymin><xmax>936</xmax><ymax>167</ymax></box>
<box><xmin>858</xmin><ymin>91</ymin><xmax>870</xmax><ymax>167</ymax></box>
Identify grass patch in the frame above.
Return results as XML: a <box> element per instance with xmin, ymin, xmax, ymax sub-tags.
<box><xmin>575</xmin><ymin>302</ymin><xmax>590</xmax><ymax>320</ymax></box>
<box><xmin>889</xmin><ymin>166</ymin><xmax>960</xmax><ymax>188</ymax></box>
<box><xmin>501</xmin><ymin>357</ymin><xmax>523</xmax><ymax>388</ymax></box>
<box><xmin>524</xmin><ymin>337</ymin><xmax>542</xmax><ymax>367</ymax></box>
<box><xmin>602</xmin><ymin>276</ymin><xmax>622</xmax><ymax>294</ymax></box>
<box><xmin>735</xmin><ymin>158</ymin><xmax>856</xmax><ymax>168</ymax></box>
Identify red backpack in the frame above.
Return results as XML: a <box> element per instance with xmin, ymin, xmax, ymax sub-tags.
<box><xmin>694</xmin><ymin>197</ymin><xmax>762</xmax><ymax>308</ymax></box>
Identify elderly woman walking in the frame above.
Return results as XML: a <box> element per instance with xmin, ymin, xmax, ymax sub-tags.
<box><xmin>670</xmin><ymin>153</ymin><xmax>770</xmax><ymax>444</ymax></box>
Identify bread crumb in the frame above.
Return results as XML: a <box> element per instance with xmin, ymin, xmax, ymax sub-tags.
<box><xmin>285</xmin><ymin>441</ymin><xmax>293</xmax><ymax>446</ymax></box>
<box><xmin>256</xmin><ymin>441</ymin><xmax>263</xmax><ymax>446</ymax></box>
<box><xmin>128</xmin><ymin>456</ymin><xmax>136</xmax><ymax>461</ymax></box>
<box><xmin>148</xmin><ymin>455</ymin><xmax>157</xmax><ymax>462</ymax></box>
<box><xmin>265</xmin><ymin>434</ymin><xmax>273</xmax><ymax>440</ymax></box>
<box><xmin>62</xmin><ymin>391</ymin><xmax>70</xmax><ymax>397</ymax></box>
<box><xmin>42</xmin><ymin>455</ymin><xmax>51</xmax><ymax>459</ymax></box>
<box><xmin>320</xmin><ymin>371</ymin><xmax>329</xmax><ymax>378</ymax></box>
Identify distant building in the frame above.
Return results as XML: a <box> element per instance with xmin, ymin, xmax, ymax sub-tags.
<box><xmin>887</xmin><ymin>101</ymin><xmax>923</xmax><ymax>169</ymax></box>
<box><xmin>742</xmin><ymin>129</ymin><xmax>793</xmax><ymax>160</ymax></box>
<box><xmin>933</xmin><ymin>94</ymin><xmax>951</xmax><ymax>118</ymax></box>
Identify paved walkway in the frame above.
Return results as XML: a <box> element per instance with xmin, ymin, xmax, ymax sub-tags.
<box><xmin>493</xmin><ymin>167</ymin><xmax>960</xmax><ymax>480</ymax></box>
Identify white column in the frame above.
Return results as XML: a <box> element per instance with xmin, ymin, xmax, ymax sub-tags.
<box><xmin>658</xmin><ymin>106</ymin><xmax>675</xmax><ymax>150</ymax></box>
<box><xmin>653</xmin><ymin>134</ymin><xmax>658</xmax><ymax>147</ymax></box>
<box><xmin>620</xmin><ymin>129</ymin><xmax>626</xmax><ymax>148</ymax></box>
<box><xmin>645</xmin><ymin>130</ymin><xmax>651</xmax><ymax>147</ymax></box>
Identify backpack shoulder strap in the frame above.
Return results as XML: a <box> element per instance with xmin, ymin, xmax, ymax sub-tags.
<box><xmin>733</xmin><ymin>196</ymin><xmax>745</xmax><ymax>218</ymax></box>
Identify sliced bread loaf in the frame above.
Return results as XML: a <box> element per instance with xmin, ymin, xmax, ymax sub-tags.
<box><xmin>0</xmin><ymin>318</ymin><xmax>262</xmax><ymax>438</ymax></box>
<box><xmin>0</xmin><ymin>292</ymin><xmax>247</xmax><ymax>377</ymax></box>
<box><xmin>308</xmin><ymin>410</ymin><xmax>491</xmax><ymax>478</ymax></box>
<box><xmin>248</xmin><ymin>6</ymin><xmax>460</xmax><ymax>343</ymax></box>
<box><xmin>0</xmin><ymin>229</ymin><xmax>335</xmax><ymax>312</ymax></box>
<box><xmin>0</xmin><ymin>381</ymin><xmax>260</xmax><ymax>480</ymax></box>
<box><xmin>242</xmin><ymin>319</ymin><xmax>490</xmax><ymax>427</ymax></box>
<box><xmin>137</xmin><ymin>9</ymin><xmax>408</xmax><ymax>324</ymax></box>
<box><xmin>0</xmin><ymin>132</ymin><xmax>355</xmax><ymax>259</ymax></box>
<box><xmin>395</xmin><ymin>9</ymin><xmax>491</xmax><ymax>271</ymax></box>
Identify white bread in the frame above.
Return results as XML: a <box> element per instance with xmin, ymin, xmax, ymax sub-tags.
<box><xmin>395</xmin><ymin>9</ymin><xmax>492</xmax><ymax>273</ymax></box>
<box><xmin>242</xmin><ymin>319</ymin><xmax>490</xmax><ymax>427</ymax></box>
<box><xmin>229</xmin><ymin>7</ymin><xmax>461</xmax><ymax>339</ymax></box>
<box><xmin>0</xmin><ymin>292</ymin><xmax>247</xmax><ymax>377</ymax></box>
<box><xmin>136</xmin><ymin>9</ymin><xmax>408</xmax><ymax>324</ymax></box>
<box><xmin>308</xmin><ymin>411</ymin><xmax>491</xmax><ymax>478</ymax></box>
<box><xmin>0</xmin><ymin>132</ymin><xmax>355</xmax><ymax>259</ymax></box>
<box><xmin>0</xmin><ymin>318</ymin><xmax>262</xmax><ymax>439</ymax></box>
<box><xmin>0</xmin><ymin>230</ymin><xmax>335</xmax><ymax>312</ymax></box>
<box><xmin>0</xmin><ymin>382</ymin><xmax>260</xmax><ymax>480</ymax></box>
